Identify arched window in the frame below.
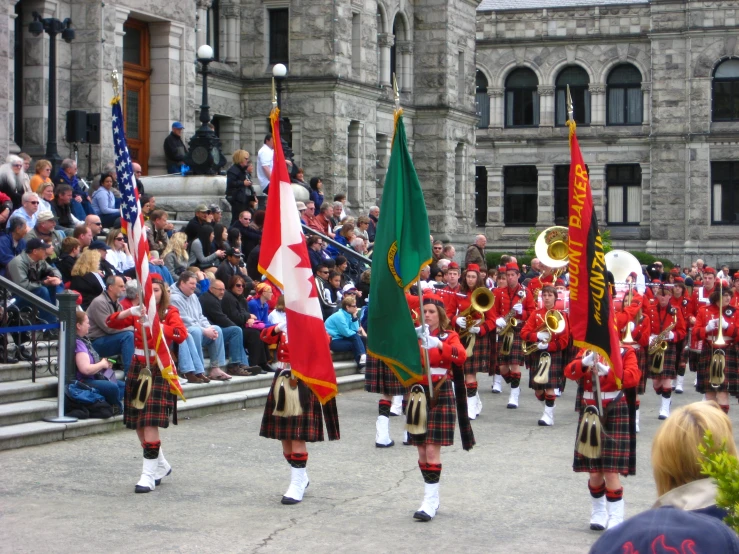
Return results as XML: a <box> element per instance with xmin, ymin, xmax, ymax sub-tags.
<box><xmin>555</xmin><ymin>66</ymin><xmax>590</xmax><ymax>126</ymax></box>
<box><xmin>476</xmin><ymin>71</ymin><xmax>489</xmax><ymax>129</ymax></box>
<box><xmin>713</xmin><ymin>58</ymin><xmax>739</xmax><ymax>121</ymax></box>
<box><xmin>505</xmin><ymin>68</ymin><xmax>539</xmax><ymax>127</ymax></box>
<box><xmin>607</xmin><ymin>64</ymin><xmax>642</xmax><ymax>125</ymax></box>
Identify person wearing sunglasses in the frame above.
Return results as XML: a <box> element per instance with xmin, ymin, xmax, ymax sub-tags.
<box><xmin>6</xmin><ymin>192</ymin><xmax>41</xmax><ymax>230</ymax></box>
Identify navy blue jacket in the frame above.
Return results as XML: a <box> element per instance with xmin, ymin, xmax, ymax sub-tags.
<box><xmin>0</xmin><ymin>234</ymin><xmax>26</xmax><ymax>277</ymax></box>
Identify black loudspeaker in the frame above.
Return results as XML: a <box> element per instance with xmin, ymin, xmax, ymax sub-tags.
<box><xmin>66</xmin><ymin>110</ymin><xmax>88</xmax><ymax>143</ymax></box>
<box><xmin>86</xmin><ymin>113</ymin><xmax>101</xmax><ymax>144</ymax></box>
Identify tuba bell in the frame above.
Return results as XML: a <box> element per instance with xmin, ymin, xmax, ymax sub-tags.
<box><xmin>535</xmin><ymin>226</ymin><xmax>569</xmax><ymax>271</ymax></box>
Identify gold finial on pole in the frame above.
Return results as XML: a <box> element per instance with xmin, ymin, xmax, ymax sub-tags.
<box><xmin>111</xmin><ymin>69</ymin><xmax>120</xmax><ymax>98</ymax></box>
<box><xmin>271</xmin><ymin>77</ymin><xmax>277</xmax><ymax>108</ymax></box>
<box><xmin>566</xmin><ymin>84</ymin><xmax>574</xmax><ymax>123</ymax></box>
<box><xmin>393</xmin><ymin>73</ymin><xmax>400</xmax><ymax>112</ymax></box>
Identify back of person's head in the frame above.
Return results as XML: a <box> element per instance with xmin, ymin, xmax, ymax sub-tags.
<box><xmin>253</xmin><ymin>210</ymin><xmax>266</xmax><ymax>227</ymax></box>
<box><xmin>264</xmin><ymin>133</ymin><xmax>272</xmax><ymax>144</ymax></box>
<box><xmin>73</xmin><ymin>224</ymin><xmax>90</xmax><ymax>240</ymax></box>
<box><xmin>8</xmin><ymin>217</ymin><xmax>26</xmax><ymax>235</ymax></box>
<box><xmin>275</xmin><ymin>294</ymin><xmax>286</xmax><ymax>311</ymax></box>
<box><xmin>61</xmin><ymin>237</ymin><xmax>81</xmax><ymax>255</ymax></box>
<box><xmin>652</xmin><ymin>401</ymin><xmax>737</xmax><ymax>497</ymax></box>
<box><xmin>125</xmin><ymin>279</ymin><xmax>139</xmax><ymax>301</ymax></box>
<box><xmin>71</xmin><ymin>248</ymin><xmax>101</xmax><ymax>276</ymax></box>
<box><xmin>149</xmin><ymin>209</ymin><xmax>166</xmax><ymax>223</ymax></box>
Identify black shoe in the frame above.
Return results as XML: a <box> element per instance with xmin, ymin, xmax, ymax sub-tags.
<box><xmin>281</xmin><ymin>496</ymin><xmax>301</xmax><ymax>505</ymax></box>
<box><xmin>261</xmin><ymin>364</ymin><xmax>276</xmax><ymax>373</ymax></box>
<box><xmin>375</xmin><ymin>440</ymin><xmax>395</xmax><ymax>448</ymax></box>
<box><xmin>413</xmin><ymin>510</ymin><xmax>432</xmax><ymax>522</ymax></box>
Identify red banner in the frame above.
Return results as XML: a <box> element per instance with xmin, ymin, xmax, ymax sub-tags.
<box><xmin>567</xmin><ymin>121</ymin><xmax>624</xmax><ymax>386</ymax></box>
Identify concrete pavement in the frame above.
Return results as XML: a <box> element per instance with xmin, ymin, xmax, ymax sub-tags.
<box><xmin>0</xmin><ymin>373</ymin><xmax>724</xmax><ymax>554</ymax></box>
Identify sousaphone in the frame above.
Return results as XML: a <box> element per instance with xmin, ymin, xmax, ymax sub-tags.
<box><xmin>535</xmin><ymin>226</ymin><xmax>569</xmax><ymax>271</ymax></box>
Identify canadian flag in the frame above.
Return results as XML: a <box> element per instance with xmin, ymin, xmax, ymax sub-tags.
<box><xmin>258</xmin><ymin>108</ymin><xmax>338</xmax><ymax>403</ymax></box>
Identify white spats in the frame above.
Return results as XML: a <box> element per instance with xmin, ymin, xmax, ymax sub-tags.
<box><xmin>606</xmin><ymin>499</ymin><xmax>625</xmax><ymax>529</ymax></box>
<box><xmin>538</xmin><ymin>405</ymin><xmax>554</xmax><ymax>426</ymax></box>
<box><xmin>281</xmin><ymin>467</ymin><xmax>309</xmax><ymax>504</ymax></box>
<box><xmin>413</xmin><ymin>483</ymin><xmax>440</xmax><ymax>522</ymax></box>
<box><xmin>675</xmin><ymin>375</ymin><xmax>684</xmax><ymax>394</ymax></box>
<box><xmin>590</xmin><ymin>496</ymin><xmax>608</xmax><ymax>531</ymax></box>
<box><xmin>375</xmin><ymin>415</ymin><xmax>395</xmax><ymax>447</ymax></box>
<box><xmin>507</xmin><ymin>387</ymin><xmax>520</xmax><ymax>409</ymax></box>
<box><xmin>154</xmin><ymin>449</ymin><xmax>172</xmax><ymax>486</ymax></box>
<box><xmin>134</xmin><ymin>458</ymin><xmax>158</xmax><ymax>494</ymax></box>
<box><xmin>390</xmin><ymin>395</ymin><xmax>404</xmax><ymax>416</ymax></box>
<box><xmin>635</xmin><ymin>408</ymin><xmax>640</xmax><ymax>433</ymax></box>
<box><xmin>658</xmin><ymin>396</ymin><xmax>671</xmax><ymax>420</ymax></box>
<box><xmin>492</xmin><ymin>374</ymin><xmax>503</xmax><ymax>393</ymax></box>
<box><xmin>467</xmin><ymin>396</ymin><xmax>478</xmax><ymax>420</ymax></box>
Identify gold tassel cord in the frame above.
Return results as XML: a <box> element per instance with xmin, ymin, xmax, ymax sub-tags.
<box><xmin>405</xmin><ymin>385</ymin><xmax>428</xmax><ymax>436</ymax></box>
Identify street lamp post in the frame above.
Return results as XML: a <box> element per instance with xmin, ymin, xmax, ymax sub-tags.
<box><xmin>29</xmin><ymin>12</ymin><xmax>75</xmax><ymax>176</ymax></box>
<box><xmin>271</xmin><ymin>63</ymin><xmax>296</xmax><ymax>177</ymax></box>
<box><xmin>185</xmin><ymin>44</ymin><xmax>226</xmax><ymax>175</ymax></box>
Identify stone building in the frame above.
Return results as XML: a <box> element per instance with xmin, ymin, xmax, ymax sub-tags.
<box><xmin>1</xmin><ymin>0</ymin><xmax>479</xmax><ymax>235</ymax></box>
<box><xmin>475</xmin><ymin>0</ymin><xmax>739</xmax><ymax>265</ymax></box>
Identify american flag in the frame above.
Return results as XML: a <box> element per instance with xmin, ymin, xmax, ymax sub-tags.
<box><xmin>112</xmin><ymin>99</ymin><xmax>184</xmax><ymax>401</ymax></box>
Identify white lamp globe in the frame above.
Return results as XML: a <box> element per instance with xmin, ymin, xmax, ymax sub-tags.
<box><xmin>272</xmin><ymin>63</ymin><xmax>287</xmax><ymax>78</ymax></box>
<box><xmin>197</xmin><ymin>44</ymin><xmax>214</xmax><ymax>60</ymax></box>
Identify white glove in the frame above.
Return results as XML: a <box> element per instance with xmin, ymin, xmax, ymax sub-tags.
<box><xmin>277</xmin><ymin>321</ymin><xmax>287</xmax><ymax>333</ymax></box>
<box><xmin>141</xmin><ymin>314</ymin><xmax>152</xmax><ymax>329</ymax></box>
<box><xmin>423</xmin><ymin>335</ymin><xmax>442</xmax><ymax>350</ymax></box>
<box><xmin>537</xmin><ymin>341</ymin><xmax>549</xmax><ymax>351</ymax></box>
<box><xmin>456</xmin><ymin>317</ymin><xmax>467</xmax><ymax>329</ymax></box>
<box><xmin>649</xmin><ymin>334</ymin><xmax>657</xmax><ymax>343</ymax></box>
<box><xmin>496</xmin><ymin>317</ymin><xmax>506</xmax><ymax>328</ymax></box>
<box><xmin>628</xmin><ymin>321</ymin><xmax>635</xmax><ymax>332</ymax></box>
<box><xmin>596</xmin><ymin>362</ymin><xmax>610</xmax><ymax>376</ymax></box>
<box><xmin>536</xmin><ymin>331</ymin><xmax>549</xmax><ymax>341</ymax></box>
<box><xmin>513</xmin><ymin>303</ymin><xmax>523</xmax><ymax>315</ymax></box>
<box><xmin>415</xmin><ymin>324</ymin><xmax>429</xmax><ymax>339</ymax></box>
<box><xmin>581</xmin><ymin>351</ymin><xmax>595</xmax><ymax>367</ymax></box>
<box><xmin>722</xmin><ymin>317</ymin><xmax>729</xmax><ymax>330</ymax></box>
<box><xmin>469</xmin><ymin>326</ymin><xmax>481</xmax><ymax>335</ymax></box>
<box><xmin>706</xmin><ymin>319</ymin><xmax>718</xmax><ymax>332</ymax></box>
<box><xmin>129</xmin><ymin>305</ymin><xmax>142</xmax><ymax>317</ymax></box>
<box><xmin>667</xmin><ymin>331</ymin><xmax>675</xmax><ymax>341</ymax></box>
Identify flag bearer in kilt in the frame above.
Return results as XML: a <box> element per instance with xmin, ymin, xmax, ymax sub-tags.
<box><xmin>453</xmin><ymin>264</ymin><xmax>495</xmax><ymax>420</ymax></box>
<box><xmin>564</xmin><ymin>345</ymin><xmax>641</xmax><ymax>531</ymax></box>
<box><xmin>409</xmin><ymin>293</ymin><xmax>473</xmax><ymax>521</ymax></box>
<box><xmin>365</xmin><ymin>353</ymin><xmax>408</xmax><ymax>447</ymax></box>
<box><xmin>258</xmin><ymin>323</ymin><xmax>340</xmax><ymax>504</ymax></box>
<box><xmin>670</xmin><ymin>278</ymin><xmax>691</xmax><ymax>393</ymax></box>
<box><xmin>492</xmin><ymin>263</ymin><xmax>535</xmax><ymax>408</ymax></box>
<box><xmin>646</xmin><ymin>286</ymin><xmax>686</xmax><ymax>420</ymax></box>
<box><xmin>107</xmin><ymin>301</ymin><xmax>176</xmax><ymax>494</ymax></box>
<box><xmin>694</xmin><ymin>282</ymin><xmax>738</xmax><ymax>414</ymax></box>
<box><xmin>520</xmin><ymin>285</ymin><xmax>570</xmax><ymax>426</ymax></box>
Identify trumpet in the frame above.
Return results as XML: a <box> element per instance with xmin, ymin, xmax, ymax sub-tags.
<box><xmin>523</xmin><ymin>309</ymin><xmax>566</xmax><ymax>355</ymax></box>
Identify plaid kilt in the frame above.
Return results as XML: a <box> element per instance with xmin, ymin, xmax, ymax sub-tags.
<box><xmin>488</xmin><ymin>333</ymin><xmax>498</xmax><ymax>375</ymax></box>
<box><xmin>364</xmin><ymin>355</ymin><xmax>408</xmax><ymax>396</ymax></box>
<box><xmin>573</xmin><ymin>395</ymin><xmax>632</xmax><ymax>476</ymax></box>
<box><xmin>497</xmin><ymin>327</ymin><xmax>525</xmax><ymax>366</ymax></box>
<box><xmin>696</xmin><ymin>342</ymin><xmax>739</xmax><ymax>394</ymax></box>
<box><xmin>574</xmin><ymin>381</ymin><xmax>583</xmax><ymax>412</ymax></box>
<box><xmin>647</xmin><ymin>343</ymin><xmax>677</xmax><ymax>380</ymax></box>
<box><xmin>408</xmin><ymin>379</ymin><xmax>456</xmax><ymax>447</ymax></box>
<box><xmin>463</xmin><ymin>333</ymin><xmax>491</xmax><ymax>376</ymax></box>
<box><xmin>637</xmin><ymin>347</ymin><xmax>648</xmax><ymax>394</ymax></box>
<box><xmin>259</xmin><ymin>373</ymin><xmax>340</xmax><ymax>442</ymax></box>
<box><xmin>124</xmin><ymin>358</ymin><xmax>175</xmax><ymax>430</ymax></box>
<box><xmin>528</xmin><ymin>350</ymin><xmax>565</xmax><ymax>391</ymax></box>
<box><xmin>688</xmin><ymin>349</ymin><xmax>701</xmax><ymax>373</ymax></box>
<box><xmin>675</xmin><ymin>339</ymin><xmax>687</xmax><ymax>371</ymax></box>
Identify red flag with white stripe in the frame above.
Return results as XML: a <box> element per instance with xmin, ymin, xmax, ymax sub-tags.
<box><xmin>258</xmin><ymin>108</ymin><xmax>337</xmax><ymax>403</ymax></box>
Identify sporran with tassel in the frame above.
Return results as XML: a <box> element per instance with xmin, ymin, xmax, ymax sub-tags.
<box><xmin>272</xmin><ymin>369</ymin><xmax>303</xmax><ymax>418</ymax></box>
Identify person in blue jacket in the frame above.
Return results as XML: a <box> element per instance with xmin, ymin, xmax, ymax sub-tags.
<box><xmin>325</xmin><ymin>295</ymin><xmax>367</xmax><ymax>368</ymax></box>
<box><xmin>247</xmin><ymin>282</ymin><xmax>276</xmax><ymax>327</ymax></box>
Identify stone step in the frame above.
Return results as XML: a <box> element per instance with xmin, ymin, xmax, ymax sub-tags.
<box><xmin>0</xmin><ymin>398</ymin><xmax>58</xmax><ymax>426</ymax></box>
<box><xmin>0</xmin><ymin>373</ymin><xmax>366</xmax><ymax>451</ymax></box>
<box><xmin>0</xmin><ymin>376</ymin><xmax>58</xmax><ymax>404</ymax></box>
<box><xmin>0</xmin><ymin>358</ymin><xmax>58</xmax><ymax>383</ymax></box>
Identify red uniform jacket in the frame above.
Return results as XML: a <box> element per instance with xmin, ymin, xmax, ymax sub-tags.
<box><xmin>670</xmin><ymin>294</ymin><xmax>691</xmax><ymax>324</ymax></box>
<box><xmin>418</xmin><ymin>327</ymin><xmax>467</xmax><ymax>385</ymax></box>
<box><xmin>690</xmin><ymin>285</ymin><xmax>716</xmax><ymax>319</ymax></box>
<box><xmin>492</xmin><ymin>284</ymin><xmax>535</xmax><ymax>328</ymax></box>
<box><xmin>520</xmin><ymin>307</ymin><xmax>570</xmax><ymax>352</ymax></box>
<box><xmin>453</xmin><ymin>290</ymin><xmax>497</xmax><ymax>337</ymax></box>
<box><xmin>438</xmin><ymin>286</ymin><xmax>465</xmax><ymax>320</ymax></box>
<box><xmin>694</xmin><ymin>304</ymin><xmax>739</xmax><ymax>344</ymax></box>
<box><xmin>647</xmin><ymin>303</ymin><xmax>687</xmax><ymax>343</ymax></box>
<box><xmin>564</xmin><ymin>346</ymin><xmax>641</xmax><ymax>394</ymax></box>
<box><xmin>106</xmin><ymin>307</ymin><xmax>188</xmax><ymax>350</ymax></box>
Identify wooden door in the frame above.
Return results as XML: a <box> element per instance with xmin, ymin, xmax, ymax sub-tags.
<box><xmin>122</xmin><ymin>19</ymin><xmax>151</xmax><ymax>174</ymax></box>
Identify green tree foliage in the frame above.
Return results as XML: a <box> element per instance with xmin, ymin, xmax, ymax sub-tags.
<box><xmin>699</xmin><ymin>431</ymin><xmax>739</xmax><ymax>533</ymax></box>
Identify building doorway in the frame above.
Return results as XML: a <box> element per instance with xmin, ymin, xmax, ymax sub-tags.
<box><xmin>122</xmin><ymin>18</ymin><xmax>151</xmax><ymax>174</ymax></box>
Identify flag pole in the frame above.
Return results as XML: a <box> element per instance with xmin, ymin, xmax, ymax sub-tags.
<box><xmin>393</xmin><ymin>73</ymin><xmax>433</xmax><ymax>397</ymax></box>
<box><xmin>566</xmin><ymin>84</ymin><xmax>573</xmax><ymax>123</ymax></box>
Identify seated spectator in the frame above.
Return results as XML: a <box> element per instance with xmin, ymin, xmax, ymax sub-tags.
<box><xmin>188</xmin><ymin>266</ymin><xmax>212</xmax><ymax>296</ymax></box>
<box><xmin>303</xmin><ymin>201</ymin><xmax>319</xmax><ymax>230</ymax></box>
<box><xmin>367</xmin><ymin>206</ymin><xmax>379</xmax><ymax>243</ymax></box>
<box><xmin>432</xmin><ymin>267</ymin><xmax>445</xmax><ymax>284</ymax></box>
<box><xmin>55</xmin><ymin>158</ymin><xmax>91</xmax><ymax>219</ymax></box>
<box><xmin>56</xmin><ymin>237</ymin><xmax>81</xmax><ymax>283</ymax></box>
<box><xmin>232</xmin><ymin>210</ymin><xmax>263</xmax><ymax>259</ymax></box>
<box><xmin>335</xmin><ymin>222</ymin><xmax>355</xmax><ymax>247</ymax></box>
<box><xmin>183</xmin><ymin>204</ymin><xmax>212</xmax><ymax>245</ymax></box>
<box><xmin>73</xmin><ymin>224</ymin><xmax>93</xmax><ymax>250</ymax></box>
<box><xmin>268</xmin><ymin>294</ymin><xmax>287</xmax><ymax>327</ymax></box>
<box><xmin>292</xmin><ymin>167</ymin><xmax>310</xmax><ymax>192</ymax></box>
<box><xmin>140</xmin><ymin>194</ymin><xmax>155</xmax><ymax>221</ymax></box>
<box><xmin>85</xmin><ymin>214</ymin><xmax>104</xmax><ymax>236</ymax></box>
<box><xmin>212</xmin><ymin>222</ymin><xmax>230</xmax><ymax>252</ymax></box>
<box><xmin>334</xmin><ymin>193</ymin><xmax>349</xmax><ymax>219</ymax></box>
<box><xmin>91</xmin><ymin>173</ymin><xmax>121</xmax><ymax>228</ymax></box>
<box><xmin>105</xmin><ymin>228</ymin><xmax>135</xmax><ymax>275</ymax></box>
<box><xmin>297</xmin><ymin>202</ymin><xmax>308</xmax><ymax>225</ymax></box>
<box><xmin>307</xmin><ymin>235</ymin><xmax>324</xmax><ymax>271</ymax></box>
<box><xmin>0</xmin><ymin>218</ymin><xmax>28</xmax><ymax>277</ymax></box>
<box><xmin>188</xmin><ymin>224</ymin><xmax>225</xmax><ymax>271</ymax></box>
<box><xmin>209</xmin><ymin>204</ymin><xmax>223</xmax><ymax>225</ymax></box>
<box><xmin>312</xmin><ymin>203</ymin><xmax>334</xmax><ymax>238</ymax></box>
<box><xmin>215</xmin><ymin>247</ymin><xmax>249</xmax><ymax>287</ymax></box>
<box><xmin>86</xmin><ymin>276</ymin><xmax>135</xmax><ymax>377</ymax></box>
<box><xmin>356</xmin><ymin>216</ymin><xmax>371</xmax><ymax>247</ymax></box>
<box><xmin>198</xmin><ymin>279</ymin><xmax>256</xmax><ymax>376</ymax></box>
<box><xmin>148</xmin><ymin>251</ymin><xmax>174</xmax><ymax>286</ymax></box>
<box><xmin>328</xmin><ymin>201</ymin><xmax>343</xmax><ymax>229</ymax></box>
<box><xmin>50</xmin><ymin>184</ymin><xmax>81</xmax><ymax>232</ymax></box>
<box><xmin>162</xmin><ymin>232</ymin><xmax>189</xmax><ymax>278</ymax></box>
<box><xmin>7</xmin><ymin>238</ymin><xmax>63</xmax><ymax>321</ymax></box>
<box><xmin>309</xmin><ymin>176</ymin><xmax>324</xmax><ymax>210</ymax></box>
<box><xmin>315</xmin><ymin>264</ymin><xmax>337</xmax><ymax>320</ymax></box>
<box><xmin>70</xmin><ymin>248</ymin><xmax>106</xmax><ymax>309</ymax></box>
<box><xmin>30</xmin><ymin>159</ymin><xmax>53</xmax><ymax>193</ymax></box>
<box><xmin>356</xmin><ymin>269</ymin><xmax>370</xmax><ymax>308</ymax></box>
<box><xmin>0</xmin><ymin>155</ymin><xmax>25</xmax><ymax>209</ymax></box>
<box><xmin>335</xmin><ymin>255</ymin><xmax>350</xmax><ymax>285</ymax></box>
<box><xmin>146</xmin><ymin>209</ymin><xmax>170</xmax><ymax>254</ymax></box>
<box><xmin>74</xmin><ymin>311</ymin><xmax>124</xmax><ymax>413</ymax></box>
<box><xmin>169</xmin><ymin>270</ymin><xmax>241</xmax><ymax>381</ymax></box>
<box><xmin>89</xmin><ymin>240</ymin><xmax>118</xmax><ymax>280</ymax></box>
<box><xmin>246</xmin><ymin>244</ymin><xmax>260</xmax><ymax>282</ymax></box>
<box><xmin>247</xmin><ymin>283</ymin><xmax>275</xmax><ymax>327</ymax></box>
<box><xmin>325</xmin><ymin>296</ymin><xmax>367</xmax><ymax>368</ymax></box>
<box><xmin>150</xmin><ymin>275</ymin><xmax>210</xmax><ymax>384</ymax></box>
<box><xmin>227</xmin><ymin>228</ymin><xmax>242</xmax><ymax>252</ymax></box>
<box><xmin>222</xmin><ymin>274</ymin><xmax>270</xmax><ymax>373</ymax></box>
<box><xmin>37</xmin><ymin>182</ymin><xmax>54</xmax><ymax>213</ymax></box>
<box><xmin>324</xmin><ymin>270</ymin><xmax>343</xmax><ymax>308</ymax></box>
<box><xmin>7</xmin><ymin>192</ymin><xmax>40</xmax><ymax>230</ymax></box>
<box><xmin>0</xmin><ymin>192</ymin><xmax>12</xmax><ymax>235</ymax></box>
<box><xmin>26</xmin><ymin>211</ymin><xmax>64</xmax><ymax>262</ymax></box>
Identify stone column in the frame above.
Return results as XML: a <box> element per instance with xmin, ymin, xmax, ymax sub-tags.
<box><xmin>195</xmin><ymin>0</ymin><xmax>212</xmax><ymax>51</ymax></box>
<box><xmin>377</xmin><ymin>33</ymin><xmax>393</xmax><ymax>86</ymax></box>
<box><xmin>221</xmin><ymin>3</ymin><xmax>239</xmax><ymax>65</ymax></box>
<box><xmin>347</xmin><ymin>120</ymin><xmax>364</xmax><ymax>211</ymax></box>
<box><xmin>641</xmin><ymin>81</ymin><xmax>651</xmax><ymax>125</ymax></box>
<box><xmin>588</xmin><ymin>164</ymin><xmax>606</xmax><ymax>224</ymax></box>
<box><xmin>487</xmin><ymin>165</ymin><xmax>504</xmax><ymax>225</ymax></box>
<box><xmin>397</xmin><ymin>41</ymin><xmax>412</xmax><ymax>92</ymax></box>
<box><xmin>2</xmin><ymin>1</ymin><xmax>18</xmax><ymax>155</ymax></box>
<box><xmin>537</xmin><ymin>165</ymin><xmax>554</xmax><ymax>225</ymax></box>
<box><xmin>218</xmin><ymin>116</ymin><xmax>241</xmax><ymax>159</ymax></box>
<box><xmin>589</xmin><ymin>84</ymin><xmax>605</xmax><ymax>126</ymax></box>
<box><xmin>489</xmin><ymin>88</ymin><xmax>504</xmax><ymax>129</ymax></box>
<box><xmin>538</xmin><ymin>85</ymin><xmax>554</xmax><ymax>127</ymax></box>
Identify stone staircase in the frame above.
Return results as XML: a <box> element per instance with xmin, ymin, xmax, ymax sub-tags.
<box><xmin>0</xmin><ymin>340</ymin><xmax>365</xmax><ymax>451</ymax></box>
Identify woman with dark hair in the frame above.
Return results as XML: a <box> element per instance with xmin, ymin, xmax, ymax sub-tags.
<box><xmin>212</xmin><ymin>223</ymin><xmax>229</xmax><ymax>252</ymax></box>
<box><xmin>188</xmin><ymin>224</ymin><xmax>225</xmax><ymax>271</ymax></box>
<box><xmin>222</xmin><ymin>274</ymin><xmax>270</xmax><ymax>373</ymax></box>
<box><xmin>227</xmin><ymin>227</ymin><xmax>242</xmax><ymax>251</ymax></box>
<box><xmin>91</xmin><ymin>173</ymin><xmax>121</xmax><ymax>228</ymax></box>
<box><xmin>309</xmin><ymin>176</ymin><xmax>324</xmax><ymax>209</ymax></box>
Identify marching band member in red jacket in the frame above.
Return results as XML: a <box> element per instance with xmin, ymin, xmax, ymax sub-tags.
<box><xmin>670</xmin><ymin>277</ymin><xmax>691</xmax><ymax>393</ymax></box>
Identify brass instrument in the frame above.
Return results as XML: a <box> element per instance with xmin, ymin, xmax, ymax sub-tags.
<box><xmin>710</xmin><ymin>280</ymin><xmax>728</xmax><ymax>388</ymax></box>
<box><xmin>523</xmin><ymin>310</ymin><xmax>566</xmax><ymax>355</ymax></box>
<box><xmin>534</xmin><ymin>226</ymin><xmax>569</xmax><ymax>272</ymax></box>
<box><xmin>458</xmin><ymin>287</ymin><xmax>495</xmax><ymax>356</ymax></box>
<box><xmin>621</xmin><ymin>285</ymin><xmax>636</xmax><ymax>344</ymax></box>
<box><xmin>649</xmin><ymin>309</ymin><xmax>678</xmax><ymax>373</ymax></box>
<box><xmin>531</xmin><ymin>310</ymin><xmax>567</xmax><ymax>384</ymax></box>
<box><xmin>498</xmin><ymin>294</ymin><xmax>523</xmax><ymax>356</ymax></box>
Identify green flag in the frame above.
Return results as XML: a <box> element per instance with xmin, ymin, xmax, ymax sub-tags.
<box><xmin>367</xmin><ymin>111</ymin><xmax>432</xmax><ymax>385</ymax></box>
